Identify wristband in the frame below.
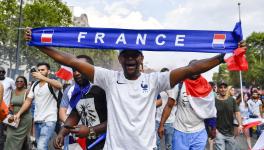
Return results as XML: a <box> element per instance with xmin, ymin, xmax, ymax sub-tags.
<box><xmin>218</xmin><ymin>53</ymin><xmax>226</xmax><ymax>63</ymax></box>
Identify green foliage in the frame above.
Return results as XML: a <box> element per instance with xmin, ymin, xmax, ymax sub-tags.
<box><xmin>0</xmin><ymin>0</ymin><xmax>118</xmax><ymax>74</ymax></box>
<box><xmin>212</xmin><ymin>64</ymin><xmax>231</xmax><ymax>85</ymax></box>
<box><xmin>243</xmin><ymin>32</ymin><xmax>264</xmax><ymax>88</ymax></box>
<box><xmin>0</xmin><ymin>0</ymin><xmax>19</xmax><ymax>67</ymax></box>
<box><xmin>214</xmin><ymin>32</ymin><xmax>264</xmax><ymax>88</ymax></box>
<box><xmin>60</xmin><ymin>48</ymin><xmax>118</xmax><ymax>68</ymax></box>
<box><xmin>21</xmin><ymin>0</ymin><xmax>73</xmax><ymax>70</ymax></box>
<box><xmin>23</xmin><ymin>0</ymin><xmax>72</xmax><ymax>27</ymax></box>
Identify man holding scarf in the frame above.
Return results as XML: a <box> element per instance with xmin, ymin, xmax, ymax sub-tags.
<box><xmin>56</xmin><ymin>55</ymin><xmax>107</xmax><ymax>150</ymax></box>
<box><xmin>24</xmin><ymin>28</ymin><xmax>246</xmax><ymax>150</ymax></box>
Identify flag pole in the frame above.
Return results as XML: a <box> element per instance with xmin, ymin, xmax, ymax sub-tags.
<box><xmin>238</xmin><ymin>2</ymin><xmax>244</xmax><ymax>101</ymax></box>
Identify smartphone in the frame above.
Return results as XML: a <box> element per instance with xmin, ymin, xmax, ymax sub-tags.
<box><xmin>30</xmin><ymin>67</ymin><xmax>37</xmax><ymax>73</ymax></box>
<box><xmin>63</xmin><ymin>125</ymin><xmax>75</xmax><ymax>129</ymax></box>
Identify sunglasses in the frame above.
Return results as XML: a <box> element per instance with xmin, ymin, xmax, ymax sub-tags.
<box><xmin>0</xmin><ymin>71</ymin><xmax>5</xmax><ymax>74</ymax></box>
<box><xmin>16</xmin><ymin>80</ymin><xmax>24</xmax><ymax>83</ymax></box>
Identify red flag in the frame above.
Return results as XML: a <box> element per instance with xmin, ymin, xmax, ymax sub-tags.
<box><xmin>55</xmin><ymin>65</ymin><xmax>73</xmax><ymax>80</ymax></box>
<box><xmin>184</xmin><ymin>76</ymin><xmax>217</xmax><ymax>119</ymax></box>
<box><xmin>242</xmin><ymin>118</ymin><xmax>263</xmax><ymax>129</ymax></box>
<box><xmin>225</xmin><ymin>48</ymin><xmax>248</xmax><ymax>71</ymax></box>
<box><xmin>76</xmin><ymin>138</ymin><xmax>86</xmax><ymax>150</ymax></box>
<box><xmin>185</xmin><ymin>76</ymin><xmax>212</xmax><ymax>97</ymax></box>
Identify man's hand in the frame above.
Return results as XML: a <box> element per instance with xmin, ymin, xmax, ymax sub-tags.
<box><xmin>158</xmin><ymin>125</ymin><xmax>164</xmax><ymax>139</ymax></box>
<box><xmin>238</xmin><ymin>41</ymin><xmax>247</xmax><ymax>50</ymax></box>
<box><xmin>209</xmin><ymin>127</ymin><xmax>216</xmax><ymax>139</ymax></box>
<box><xmin>70</xmin><ymin>125</ymin><xmax>90</xmax><ymax>138</ymax></box>
<box><xmin>24</xmin><ymin>27</ymin><xmax>32</xmax><ymax>41</ymax></box>
<box><xmin>31</xmin><ymin>72</ymin><xmax>46</xmax><ymax>81</ymax></box>
<box><xmin>237</xmin><ymin>125</ymin><xmax>243</xmax><ymax>134</ymax></box>
<box><xmin>53</xmin><ymin>133</ymin><xmax>64</xmax><ymax>149</ymax></box>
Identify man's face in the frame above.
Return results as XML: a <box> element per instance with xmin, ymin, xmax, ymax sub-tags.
<box><xmin>218</xmin><ymin>85</ymin><xmax>227</xmax><ymax>97</ymax></box>
<box><xmin>252</xmin><ymin>92</ymin><xmax>259</xmax><ymax>99</ymax></box>
<box><xmin>0</xmin><ymin>67</ymin><xmax>6</xmax><ymax>80</ymax></box>
<box><xmin>37</xmin><ymin>65</ymin><xmax>50</xmax><ymax>77</ymax></box>
<box><xmin>118</xmin><ymin>50</ymin><xmax>144</xmax><ymax>79</ymax></box>
<box><xmin>73</xmin><ymin>58</ymin><xmax>89</xmax><ymax>86</ymax></box>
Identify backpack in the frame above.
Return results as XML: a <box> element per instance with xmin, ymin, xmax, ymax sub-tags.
<box><xmin>32</xmin><ymin>80</ymin><xmax>63</xmax><ymax>133</ymax></box>
<box><xmin>175</xmin><ymin>81</ymin><xmax>183</xmax><ymax>104</ymax></box>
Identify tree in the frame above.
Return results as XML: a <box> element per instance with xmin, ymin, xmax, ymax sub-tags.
<box><xmin>21</xmin><ymin>0</ymin><xmax>73</xmax><ymax>71</ymax></box>
<box><xmin>22</xmin><ymin>0</ymin><xmax>118</xmax><ymax>71</ymax></box>
<box><xmin>215</xmin><ymin>32</ymin><xmax>264</xmax><ymax>89</ymax></box>
<box><xmin>0</xmin><ymin>0</ymin><xmax>19</xmax><ymax>76</ymax></box>
<box><xmin>243</xmin><ymin>32</ymin><xmax>264</xmax><ymax>88</ymax></box>
<box><xmin>212</xmin><ymin>64</ymin><xmax>231</xmax><ymax>85</ymax></box>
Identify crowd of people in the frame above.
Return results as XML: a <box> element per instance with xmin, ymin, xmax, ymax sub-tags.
<box><xmin>0</xmin><ymin>28</ymin><xmax>263</xmax><ymax>150</ymax></box>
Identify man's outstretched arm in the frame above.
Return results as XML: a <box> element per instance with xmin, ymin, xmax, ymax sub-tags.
<box><xmin>170</xmin><ymin>54</ymin><xmax>224</xmax><ymax>87</ymax></box>
<box><xmin>25</xmin><ymin>28</ymin><xmax>94</xmax><ymax>82</ymax></box>
<box><xmin>170</xmin><ymin>42</ymin><xmax>247</xmax><ymax>87</ymax></box>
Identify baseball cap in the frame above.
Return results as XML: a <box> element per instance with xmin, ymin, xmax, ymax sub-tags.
<box><xmin>218</xmin><ymin>81</ymin><xmax>228</xmax><ymax>87</ymax></box>
<box><xmin>118</xmin><ymin>49</ymin><xmax>143</xmax><ymax>55</ymax></box>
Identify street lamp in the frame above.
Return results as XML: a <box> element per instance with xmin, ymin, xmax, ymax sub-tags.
<box><xmin>15</xmin><ymin>0</ymin><xmax>23</xmax><ymax>78</ymax></box>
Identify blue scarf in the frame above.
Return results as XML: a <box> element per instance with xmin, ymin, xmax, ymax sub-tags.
<box><xmin>28</xmin><ymin>22</ymin><xmax>242</xmax><ymax>53</ymax></box>
<box><xmin>69</xmin><ymin>83</ymin><xmax>92</xmax><ymax>108</ymax></box>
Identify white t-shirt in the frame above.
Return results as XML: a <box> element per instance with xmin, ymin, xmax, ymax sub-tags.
<box><xmin>27</xmin><ymin>82</ymin><xmax>58</xmax><ymax>122</ymax></box>
<box><xmin>94</xmin><ymin>67</ymin><xmax>171</xmax><ymax>150</ymax></box>
<box><xmin>0</xmin><ymin>77</ymin><xmax>16</xmax><ymax>105</ymax></box>
<box><xmin>155</xmin><ymin>89</ymin><xmax>177</xmax><ymax>123</ymax></box>
<box><xmin>239</xmin><ymin>101</ymin><xmax>249</xmax><ymax>118</ymax></box>
<box><xmin>247</xmin><ymin>99</ymin><xmax>262</xmax><ymax>117</ymax></box>
<box><xmin>172</xmin><ymin>83</ymin><xmax>205</xmax><ymax>133</ymax></box>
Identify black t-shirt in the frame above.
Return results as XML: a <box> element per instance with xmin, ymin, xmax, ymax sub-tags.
<box><xmin>72</xmin><ymin>85</ymin><xmax>107</xmax><ymax>149</ymax></box>
<box><xmin>215</xmin><ymin>96</ymin><xmax>239</xmax><ymax>136</ymax></box>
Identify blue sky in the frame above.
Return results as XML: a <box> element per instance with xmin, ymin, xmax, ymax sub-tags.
<box><xmin>63</xmin><ymin>0</ymin><xmax>264</xmax><ymax>80</ymax></box>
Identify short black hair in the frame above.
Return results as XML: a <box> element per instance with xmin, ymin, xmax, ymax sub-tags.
<box><xmin>37</xmin><ymin>62</ymin><xmax>50</xmax><ymax>70</ymax></box>
<box><xmin>76</xmin><ymin>55</ymin><xmax>94</xmax><ymax>65</ymax></box>
<box><xmin>209</xmin><ymin>81</ymin><xmax>215</xmax><ymax>87</ymax></box>
<box><xmin>160</xmin><ymin>67</ymin><xmax>169</xmax><ymax>72</ymax></box>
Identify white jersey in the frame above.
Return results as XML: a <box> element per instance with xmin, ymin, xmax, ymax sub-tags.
<box><xmin>247</xmin><ymin>99</ymin><xmax>262</xmax><ymax>117</ymax></box>
<box><xmin>94</xmin><ymin>67</ymin><xmax>171</xmax><ymax>150</ymax></box>
<box><xmin>28</xmin><ymin>82</ymin><xmax>58</xmax><ymax>122</ymax></box>
<box><xmin>0</xmin><ymin>77</ymin><xmax>15</xmax><ymax>105</ymax></box>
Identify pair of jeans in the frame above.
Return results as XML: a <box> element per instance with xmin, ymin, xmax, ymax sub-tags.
<box><xmin>155</xmin><ymin>121</ymin><xmax>174</xmax><ymax>150</ymax></box>
<box><xmin>0</xmin><ymin>123</ymin><xmax>6</xmax><ymax>150</ymax></box>
<box><xmin>63</xmin><ymin>135</ymin><xmax>69</xmax><ymax>150</ymax></box>
<box><xmin>256</xmin><ymin>124</ymin><xmax>264</xmax><ymax>137</ymax></box>
<box><xmin>215</xmin><ymin>131</ymin><xmax>236</xmax><ymax>150</ymax></box>
<box><xmin>172</xmin><ymin>128</ymin><xmax>208</xmax><ymax>150</ymax></box>
<box><xmin>35</xmin><ymin>121</ymin><xmax>56</xmax><ymax>150</ymax></box>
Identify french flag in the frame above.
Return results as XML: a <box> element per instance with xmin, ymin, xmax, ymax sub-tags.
<box><xmin>212</xmin><ymin>34</ymin><xmax>226</xmax><ymax>49</ymax></box>
<box><xmin>41</xmin><ymin>33</ymin><xmax>53</xmax><ymax>43</ymax></box>
<box><xmin>242</xmin><ymin>118</ymin><xmax>264</xmax><ymax>129</ymax></box>
<box><xmin>184</xmin><ymin>76</ymin><xmax>217</xmax><ymax>119</ymax></box>
<box><xmin>55</xmin><ymin>65</ymin><xmax>73</xmax><ymax>81</ymax></box>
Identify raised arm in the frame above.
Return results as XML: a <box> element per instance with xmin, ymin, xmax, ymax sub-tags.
<box><xmin>170</xmin><ymin>42</ymin><xmax>247</xmax><ymax>87</ymax></box>
<box><xmin>170</xmin><ymin>54</ymin><xmax>224</xmax><ymax>87</ymax></box>
<box><xmin>25</xmin><ymin>28</ymin><xmax>95</xmax><ymax>82</ymax></box>
<box><xmin>0</xmin><ymin>83</ymin><xmax>3</xmax><ymax>104</ymax></box>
